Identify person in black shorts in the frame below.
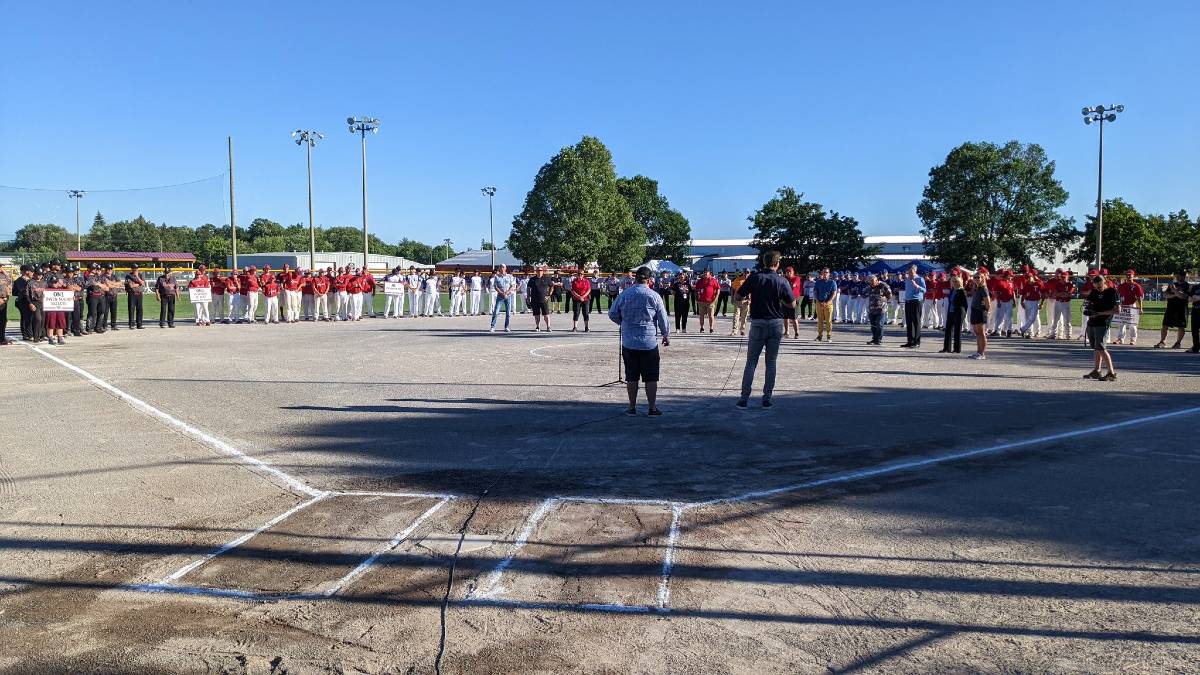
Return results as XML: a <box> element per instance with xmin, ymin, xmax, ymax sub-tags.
<box><xmin>526</xmin><ymin>265</ymin><xmax>554</xmax><ymax>332</ymax></box>
<box><xmin>608</xmin><ymin>267</ymin><xmax>671</xmax><ymax>416</ymax></box>
<box><xmin>1084</xmin><ymin>274</ymin><xmax>1119</xmax><ymax>381</ymax></box>
<box><xmin>1155</xmin><ymin>271</ymin><xmax>1190</xmax><ymax>349</ymax></box>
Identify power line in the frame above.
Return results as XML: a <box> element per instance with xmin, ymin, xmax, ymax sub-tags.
<box><xmin>0</xmin><ymin>172</ymin><xmax>227</xmax><ymax>193</ymax></box>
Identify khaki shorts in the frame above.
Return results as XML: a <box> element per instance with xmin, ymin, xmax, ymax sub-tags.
<box><xmin>697</xmin><ymin>301</ymin><xmax>714</xmax><ymax>314</ymax></box>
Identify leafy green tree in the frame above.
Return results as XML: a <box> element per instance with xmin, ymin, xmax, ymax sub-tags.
<box><xmin>323</xmin><ymin>226</ymin><xmax>362</xmax><ymax>253</ymax></box>
<box><xmin>616</xmin><ymin>175</ymin><xmax>692</xmax><ymax>264</ymax></box>
<box><xmin>509</xmin><ymin>136</ymin><xmax>642</xmax><ymax>270</ymax></box>
<box><xmin>198</xmin><ymin>237</ymin><xmax>231</xmax><ymax>267</ymax></box>
<box><xmin>480</xmin><ymin>238</ymin><xmax>495</xmax><ymax>250</ymax></box>
<box><xmin>917</xmin><ymin>140</ymin><xmax>1075</xmax><ymax>270</ymax></box>
<box><xmin>247</xmin><ymin>218</ymin><xmax>285</xmax><ymax>242</ymax></box>
<box><xmin>14</xmin><ymin>223</ymin><xmax>73</xmax><ymax>253</ymax></box>
<box><xmin>84</xmin><ymin>211</ymin><xmax>112</xmax><ymax>249</ymax></box>
<box><xmin>748</xmin><ymin>188</ymin><xmax>873</xmax><ymax>272</ymax></box>
<box><xmin>1148</xmin><ymin>209</ymin><xmax>1199</xmax><ymax>273</ymax></box>
<box><xmin>1071</xmin><ymin>198</ymin><xmax>1154</xmax><ymax>272</ymax></box>
<box><xmin>109</xmin><ymin>216</ymin><xmax>160</xmax><ymax>251</ymax></box>
<box><xmin>396</xmin><ymin>238</ymin><xmax>435</xmax><ymax>264</ymax></box>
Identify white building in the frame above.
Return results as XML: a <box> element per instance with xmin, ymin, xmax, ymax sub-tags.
<box><xmin>687</xmin><ymin>235</ymin><xmax>930</xmax><ymax>273</ymax></box>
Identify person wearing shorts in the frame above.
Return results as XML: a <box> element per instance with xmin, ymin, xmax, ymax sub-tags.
<box><xmin>526</xmin><ymin>266</ymin><xmax>554</xmax><ymax>331</ymax></box>
<box><xmin>1084</xmin><ymin>274</ymin><xmax>1119</xmax><ymax>381</ymax></box>
<box><xmin>694</xmin><ymin>270</ymin><xmax>720</xmax><ymax>333</ymax></box>
<box><xmin>608</xmin><ymin>266</ymin><xmax>670</xmax><ymax>416</ymax></box>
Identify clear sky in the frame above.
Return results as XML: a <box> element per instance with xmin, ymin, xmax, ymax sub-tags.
<box><xmin>1</xmin><ymin>1</ymin><xmax>1196</xmax><ymax>248</ymax></box>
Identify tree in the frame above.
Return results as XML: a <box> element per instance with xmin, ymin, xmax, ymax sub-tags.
<box><xmin>508</xmin><ymin>136</ymin><xmax>642</xmax><ymax>270</ymax></box>
<box><xmin>1073</xmin><ymin>201</ymin><xmax>1199</xmax><ymax>274</ymax></box>
<box><xmin>616</xmin><ymin>175</ymin><xmax>692</xmax><ymax>264</ymax></box>
<box><xmin>84</xmin><ymin>211</ymin><xmax>112</xmax><ymax>249</ymax></box>
<box><xmin>247</xmin><ymin>218</ymin><xmax>285</xmax><ymax>242</ymax></box>
<box><xmin>480</xmin><ymin>238</ymin><xmax>495</xmax><ymax>250</ymax></box>
<box><xmin>14</xmin><ymin>223</ymin><xmax>73</xmax><ymax>254</ymax></box>
<box><xmin>108</xmin><ymin>216</ymin><xmax>160</xmax><ymax>251</ymax></box>
<box><xmin>396</xmin><ymin>238</ymin><xmax>434</xmax><ymax>264</ymax></box>
<box><xmin>917</xmin><ymin>140</ymin><xmax>1076</xmax><ymax>270</ymax></box>
<box><xmin>748</xmin><ymin>188</ymin><xmax>873</xmax><ymax>272</ymax></box>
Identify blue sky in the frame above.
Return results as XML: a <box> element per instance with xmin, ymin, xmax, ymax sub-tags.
<box><xmin>1</xmin><ymin>1</ymin><xmax>1196</xmax><ymax>248</ymax></box>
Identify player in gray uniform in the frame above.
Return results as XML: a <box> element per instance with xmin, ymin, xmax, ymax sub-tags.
<box><xmin>405</xmin><ymin>268</ymin><xmax>422</xmax><ymax>317</ymax></box>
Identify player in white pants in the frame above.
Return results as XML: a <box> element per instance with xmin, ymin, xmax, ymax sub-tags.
<box><xmin>263</xmin><ymin>289</ymin><xmax>280</xmax><ymax>324</ymax></box>
<box><xmin>383</xmin><ymin>269</ymin><xmax>404</xmax><ymax>318</ymax></box>
<box><xmin>423</xmin><ymin>273</ymin><xmax>443</xmax><ymax>316</ymax></box>
<box><xmin>1019</xmin><ymin>293</ymin><xmax>1043</xmax><ymax>337</ymax></box>
<box><xmin>405</xmin><ymin>269</ymin><xmax>422</xmax><ymax>317</ymax></box>
<box><xmin>469</xmin><ymin>272</ymin><xmax>483</xmax><ymax>315</ymax></box>
<box><xmin>836</xmin><ymin>275</ymin><xmax>850</xmax><ymax>322</ymax></box>
<box><xmin>449</xmin><ymin>271</ymin><xmax>466</xmax><ymax>316</ymax></box>
<box><xmin>1046</xmin><ymin>270</ymin><xmax>1073</xmax><ymax>339</ymax></box>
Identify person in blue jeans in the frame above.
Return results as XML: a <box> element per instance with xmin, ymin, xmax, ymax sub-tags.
<box><xmin>734</xmin><ymin>251</ymin><xmax>795</xmax><ymax>409</ymax></box>
<box><xmin>489</xmin><ymin>264</ymin><xmax>517</xmax><ymax>332</ymax></box>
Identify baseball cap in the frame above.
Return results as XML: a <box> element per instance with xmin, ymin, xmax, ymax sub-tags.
<box><xmin>635</xmin><ymin>266</ymin><xmax>653</xmax><ymax>280</ymax></box>
<box><xmin>1126</xmin><ymin>269</ymin><xmax>1136</xmax><ymax>275</ymax></box>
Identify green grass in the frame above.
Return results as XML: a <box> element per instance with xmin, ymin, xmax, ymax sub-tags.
<box><xmin>4</xmin><ymin>296</ymin><xmax>1176</xmax><ymax>331</ymax></box>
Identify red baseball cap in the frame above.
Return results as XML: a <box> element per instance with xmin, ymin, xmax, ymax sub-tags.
<box><xmin>1100</xmin><ymin>268</ymin><xmax>1109</xmax><ymax>275</ymax></box>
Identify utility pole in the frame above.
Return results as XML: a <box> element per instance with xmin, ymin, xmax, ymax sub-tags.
<box><xmin>348</xmin><ymin>117</ymin><xmax>380</xmax><ymax>270</ymax></box>
<box><xmin>228</xmin><ymin>136</ymin><xmax>238</xmax><ymax>270</ymax></box>
<box><xmin>67</xmin><ymin>190</ymin><xmax>85</xmax><ymax>251</ymax></box>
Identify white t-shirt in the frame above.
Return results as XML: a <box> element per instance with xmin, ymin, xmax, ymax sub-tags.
<box><xmin>406</xmin><ymin>274</ymin><xmax>421</xmax><ymax>289</ymax></box>
<box><xmin>470</xmin><ymin>275</ymin><xmax>482</xmax><ymax>291</ymax></box>
<box><xmin>450</xmin><ymin>275</ymin><xmax>464</xmax><ymax>291</ymax></box>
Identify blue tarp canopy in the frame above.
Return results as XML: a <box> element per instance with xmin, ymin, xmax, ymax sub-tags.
<box><xmin>864</xmin><ymin>260</ymin><xmax>893</xmax><ymax>274</ymax></box>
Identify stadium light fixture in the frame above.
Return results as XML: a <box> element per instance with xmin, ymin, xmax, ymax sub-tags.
<box><xmin>1081</xmin><ymin>103</ymin><xmax>1124</xmax><ymax>270</ymax></box>
<box><xmin>348</xmin><ymin>117</ymin><xmax>381</xmax><ymax>269</ymax></box>
<box><xmin>67</xmin><ymin>189</ymin><xmax>85</xmax><ymax>251</ymax></box>
<box><xmin>481</xmin><ymin>186</ymin><xmax>497</xmax><ymax>271</ymax></box>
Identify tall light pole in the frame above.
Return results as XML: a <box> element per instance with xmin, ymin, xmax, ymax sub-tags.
<box><xmin>66</xmin><ymin>190</ymin><xmax>85</xmax><ymax>251</ymax></box>
<box><xmin>228</xmin><ymin>136</ymin><xmax>238</xmax><ymax>271</ymax></box>
<box><xmin>1082</xmin><ymin>104</ymin><xmax>1124</xmax><ymax>270</ymax></box>
<box><xmin>443</xmin><ymin>237</ymin><xmax>452</xmax><ymax>263</ymax></box>
<box><xmin>292</xmin><ymin>129</ymin><xmax>324</xmax><ymax>270</ymax></box>
<box><xmin>481</xmin><ymin>186</ymin><xmax>497</xmax><ymax>270</ymax></box>
<box><xmin>348</xmin><ymin>117</ymin><xmax>380</xmax><ymax>270</ymax></box>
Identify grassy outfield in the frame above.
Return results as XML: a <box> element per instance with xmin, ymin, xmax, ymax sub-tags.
<box><xmin>3</xmin><ymin>296</ymin><xmax>1176</xmax><ymax>331</ymax></box>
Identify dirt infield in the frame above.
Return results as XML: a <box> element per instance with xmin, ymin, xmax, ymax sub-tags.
<box><xmin>2</xmin><ymin>314</ymin><xmax>1198</xmax><ymax>672</ymax></box>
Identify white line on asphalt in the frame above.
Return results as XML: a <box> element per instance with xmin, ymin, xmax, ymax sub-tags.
<box><xmin>160</xmin><ymin>492</ymin><xmax>330</xmax><ymax>584</ymax></box>
<box><xmin>470</xmin><ymin>497</ymin><xmax>558</xmax><ymax>599</ymax></box>
<box><xmin>323</xmin><ymin>497</ymin><xmax>451</xmax><ymax>596</ymax></box>
<box><xmin>689</xmin><ymin>405</ymin><xmax>1200</xmax><ymax>508</ymax></box>
<box><xmin>25</xmin><ymin>344</ymin><xmax>322</xmax><ymax>497</ymax></box>
<box><xmin>657</xmin><ymin>504</ymin><xmax>683</xmax><ymax>610</ymax></box>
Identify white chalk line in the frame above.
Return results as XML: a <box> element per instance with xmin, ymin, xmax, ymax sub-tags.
<box><xmin>688</xmin><ymin>404</ymin><xmax>1200</xmax><ymax>509</ymax></box>
<box><xmin>323</xmin><ymin>497</ymin><xmax>451</xmax><ymax>596</ymax></box>
<box><xmin>470</xmin><ymin>497</ymin><xmax>558</xmax><ymax>599</ymax></box>
<box><xmin>332</xmin><ymin>490</ymin><xmax>459</xmax><ymax>500</ymax></box>
<box><xmin>160</xmin><ymin>492</ymin><xmax>329</xmax><ymax>584</ymax></box>
<box><xmin>657</xmin><ymin>505</ymin><xmax>683</xmax><ymax>610</ymax></box>
<box><xmin>24</xmin><ymin>343</ymin><xmax>321</xmax><ymax>498</ymax></box>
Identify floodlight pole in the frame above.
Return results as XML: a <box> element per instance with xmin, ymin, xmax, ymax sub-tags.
<box><xmin>349</xmin><ymin>117</ymin><xmax>380</xmax><ymax>271</ymax></box>
<box><xmin>292</xmin><ymin>130</ymin><xmax>323</xmax><ymax>271</ymax></box>
<box><xmin>481</xmin><ymin>186</ymin><xmax>497</xmax><ymax>270</ymax></box>
<box><xmin>1082</xmin><ymin>104</ymin><xmax>1123</xmax><ymax>270</ymax></box>
<box><xmin>228</xmin><ymin>136</ymin><xmax>238</xmax><ymax>270</ymax></box>
<box><xmin>67</xmin><ymin>190</ymin><xmax>85</xmax><ymax>251</ymax></box>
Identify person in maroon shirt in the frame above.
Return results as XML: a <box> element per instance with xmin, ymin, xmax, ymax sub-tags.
<box><xmin>1018</xmin><ymin>270</ymin><xmax>1045</xmax><ymax>338</ymax></box>
<box><xmin>569</xmin><ymin>273</ymin><xmax>592</xmax><ymax>332</ymax></box>
<box><xmin>332</xmin><ymin>268</ymin><xmax>350</xmax><ymax>321</ymax></box>
<box><xmin>1114</xmin><ymin>269</ymin><xmax>1144</xmax><ymax>345</ymax></box>
<box><xmin>239</xmin><ymin>266</ymin><xmax>261</xmax><ymax>323</ymax></box>
<box><xmin>209</xmin><ymin>271</ymin><xmax>226</xmax><ymax>323</ymax></box>
<box><xmin>260</xmin><ymin>270</ymin><xmax>281</xmax><ymax>324</ymax></box>
<box><xmin>783</xmin><ymin>267</ymin><xmax>803</xmax><ymax>338</ymax></box>
<box><xmin>347</xmin><ymin>268</ymin><xmax>365</xmax><ymax>321</ymax></box>
<box><xmin>693</xmin><ymin>270</ymin><xmax>721</xmax><ymax>333</ymax></box>
<box><xmin>360</xmin><ymin>270</ymin><xmax>377</xmax><ymax>318</ymax></box>
<box><xmin>989</xmin><ymin>270</ymin><xmax>1016</xmax><ymax>337</ymax></box>
<box><xmin>313</xmin><ymin>269</ymin><xmax>332</xmax><ymax>321</ymax></box>
<box><xmin>224</xmin><ymin>271</ymin><xmax>240</xmax><ymax>324</ymax></box>
<box><xmin>300</xmin><ymin>270</ymin><xmax>315</xmax><ymax>320</ymax></box>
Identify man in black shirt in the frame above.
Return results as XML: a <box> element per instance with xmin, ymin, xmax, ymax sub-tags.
<box><xmin>734</xmin><ymin>251</ymin><xmax>795</xmax><ymax>409</ymax></box>
<box><xmin>1084</xmin><ymin>274</ymin><xmax>1119</xmax><ymax>381</ymax></box>
<box><xmin>526</xmin><ymin>265</ymin><xmax>554</xmax><ymax>332</ymax></box>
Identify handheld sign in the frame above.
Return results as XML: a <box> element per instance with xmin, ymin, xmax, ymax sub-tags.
<box><xmin>1113</xmin><ymin>306</ymin><xmax>1139</xmax><ymax>326</ymax></box>
<box><xmin>383</xmin><ymin>281</ymin><xmax>405</xmax><ymax>295</ymax></box>
<box><xmin>41</xmin><ymin>289</ymin><xmax>75</xmax><ymax>312</ymax></box>
<box><xmin>188</xmin><ymin>287</ymin><xmax>212</xmax><ymax>303</ymax></box>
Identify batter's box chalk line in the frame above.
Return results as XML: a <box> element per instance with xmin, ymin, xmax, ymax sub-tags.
<box><xmin>27</xmin><ymin>345</ymin><xmax>1200</xmax><ymax>613</ymax></box>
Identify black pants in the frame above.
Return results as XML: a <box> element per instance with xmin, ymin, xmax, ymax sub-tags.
<box><xmin>800</xmin><ymin>296</ymin><xmax>813</xmax><ymax>319</ymax></box>
<box><xmin>590</xmin><ymin>293</ymin><xmax>603</xmax><ymax>313</ymax></box>
<box><xmin>1191</xmin><ymin>307</ymin><xmax>1200</xmax><ymax>351</ymax></box>
<box><xmin>0</xmin><ymin>300</ymin><xmax>8</xmax><ymax>341</ymax></box>
<box><xmin>905</xmin><ymin>299</ymin><xmax>923</xmax><ymax>345</ymax></box>
<box><xmin>71</xmin><ymin>300</ymin><xmax>83</xmax><ymax>335</ymax></box>
<box><xmin>572</xmin><ymin>298</ymin><xmax>591</xmax><ymax>323</ymax></box>
<box><xmin>127</xmin><ymin>293</ymin><xmax>144</xmax><ymax>328</ymax></box>
<box><xmin>716</xmin><ymin>291</ymin><xmax>729</xmax><ymax>316</ymax></box>
<box><xmin>869</xmin><ymin>311</ymin><xmax>884</xmax><ymax>343</ymax></box>
<box><xmin>86</xmin><ymin>295</ymin><xmax>105</xmax><ymax>332</ymax></box>
<box><xmin>34</xmin><ymin>306</ymin><xmax>45</xmax><ymax>338</ymax></box>
<box><xmin>159</xmin><ymin>295</ymin><xmax>176</xmax><ymax>327</ymax></box>
<box><xmin>674</xmin><ymin>305</ymin><xmax>689</xmax><ymax>331</ymax></box>
<box><xmin>18</xmin><ymin>302</ymin><xmax>33</xmax><ymax>339</ymax></box>
<box><xmin>943</xmin><ymin>310</ymin><xmax>963</xmax><ymax>352</ymax></box>
<box><xmin>658</xmin><ymin>290</ymin><xmax>670</xmax><ymax>313</ymax></box>
<box><xmin>106</xmin><ymin>294</ymin><xmax>118</xmax><ymax>328</ymax></box>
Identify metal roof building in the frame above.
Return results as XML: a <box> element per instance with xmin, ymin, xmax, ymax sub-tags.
<box><xmin>225</xmin><ymin>252</ymin><xmax>432</xmax><ymax>272</ymax></box>
<box><xmin>65</xmin><ymin>250</ymin><xmax>197</xmax><ymax>268</ymax></box>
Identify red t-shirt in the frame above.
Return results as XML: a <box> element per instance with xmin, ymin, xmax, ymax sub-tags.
<box><xmin>694</xmin><ymin>276</ymin><xmax>720</xmax><ymax>303</ymax></box>
<box><xmin>992</xmin><ymin>279</ymin><xmax>1014</xmax><ymax>302</ymax></box>
<box><xmin>361</xmin><ymin>275</ymin><xmax>375</xmax><ymax>292</ymax></box>
<box><xmin>1049</xmin><ymin>279</ymin><xmax>1074</xmax><ymax>302</ymax></box>
<box><xmin>225</xmin><ymin>275</ymin><xmax>240</xmax><ymax>295</ymax></box>
<box><xmin>210</xmin><ymin>275</ymin><xmax>225</xmax><ymax>294</ymax></box>
<box><xmin>347</xmin><ymin>276</ymin><xmax>363</xmax><ymax>294</ymax></box>
<box><xmin>1021</xmin><ymin>278</ymin><xmax>1044</xmax><ymax>301</ymax></box>
<box><xmin>1117</xmin><ymin>281</ymin><xmax>1143</xmax><ymax>306</ymax></box>
<box><xmin>571</xmin><ymin>277</ymin><xmax>591</xmax><ymax>300</ymax></box>
<box><xmin>301</xmin><ymin>277</ymin><xmax>314</xmax><ymax>294</ymax></box>
<box><xmin>189</xmin><ymin>275</ymin><xmax>210</xmax><ymax>289</ymax></box>
<box><xmin>261</xmin><ymin>280</ymin><xmax>280</xmax><ymax>297</ymax></box>
<box><xmin>787</xmin><ymin>276</ymin><xmax>802</xmax><ymax>300</ymax></box>
<box><xmin>240</xmin><ymin>273</ymin><xmax>260</xmax><ymax>294</ymax></box>
<box><xmin>281</xmin><ymin>270</ymin><xmax>301</xmax><ymax>291</ymax></box>
<box><xmin>333</xmin><ymin>275</ymin><xmax>349</xmax><ymax>291</ymax></box>
<box><xmin>312</xmin><ymin>277</ymin><xmax>330</xmax><ymax>295</ymax></box>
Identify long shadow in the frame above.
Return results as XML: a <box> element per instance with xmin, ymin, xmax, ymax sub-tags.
<box><xmin>2</xmin><ymin>575</ymin><xmax>1198</xmax><ymax>646</ymax></box>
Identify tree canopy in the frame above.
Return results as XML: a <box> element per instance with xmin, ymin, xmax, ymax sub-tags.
<box><xmin>748</xmin><ymin>187</ymin><xmax>873</xmax><ymax>272</ymax></box>
<box><xmin>616</xmin><ymin>175</ymin><xmax>691</xmax><ymax>264</ymax></box>
<box><xmin>917</xmin><ymin>140</ymin><xmax>1075</xmax><ymax>270</ymax></box>
<box><xmin>508</xmin><ymin>136</ymin><xmax>644</xmax><ymax>270</ymax></box>
<box><xmin>1072</xmin><ymin>199</ymin><xmax>1199</xmax><ymax>273</ymax></box>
